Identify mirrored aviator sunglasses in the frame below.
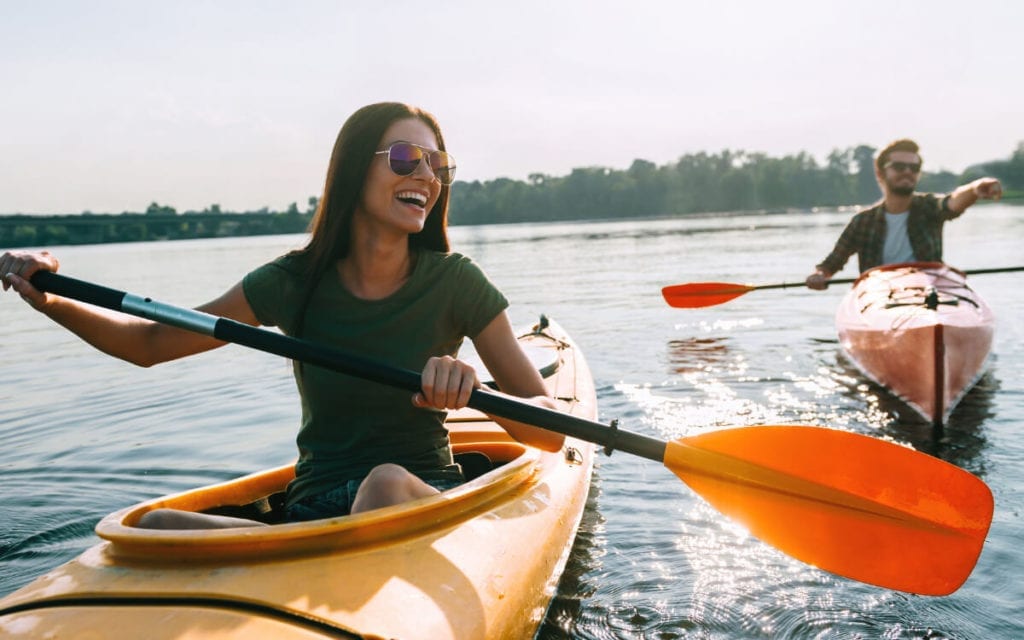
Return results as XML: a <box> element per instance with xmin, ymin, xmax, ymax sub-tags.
<box><xmin>376</xmin><ymin>142</ymin><xmax>457</xmax><ymax>185</ymax></box>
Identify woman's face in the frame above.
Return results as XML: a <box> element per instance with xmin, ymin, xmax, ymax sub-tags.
<box><xmin>356</xmin><ymin>117</ymin><xmax>444</xmax><ymax>238</ymax></box>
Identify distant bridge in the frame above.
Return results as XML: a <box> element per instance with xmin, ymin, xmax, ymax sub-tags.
<box><xmin>0</xmin><ymin>212</ymin><xmax>312</xmax><ymax>248</ymax></box>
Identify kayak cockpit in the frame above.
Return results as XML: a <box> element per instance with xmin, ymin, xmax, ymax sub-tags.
<box><xmin>185</xmin><ymin>441</ymin><xmax>521</xmax><ymax>525</ymax></box>
<box><xmin>94</xmin><ymin>436</ymin><xmax>540</xmax><ymax>562</ymax></box>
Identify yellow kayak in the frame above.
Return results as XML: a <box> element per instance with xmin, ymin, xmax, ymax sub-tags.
<box><xmin>0</xmin><ymin>317</ymin><xmax>596</xmax><ymax>640</ymax></box>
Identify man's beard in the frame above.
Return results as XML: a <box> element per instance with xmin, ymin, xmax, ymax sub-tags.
<box><xmin>885</xmin><ymin>175</ymin><xmax>916</xmax><ymax>197</ymax></box>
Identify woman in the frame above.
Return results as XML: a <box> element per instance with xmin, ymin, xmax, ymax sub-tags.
<box><xmin>0</xmin><ymin>102</ymin><xmax>564</xmax><ymax>528</ymax></box>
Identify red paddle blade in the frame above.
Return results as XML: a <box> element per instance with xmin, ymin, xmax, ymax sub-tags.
<box><xmin>661</xmin><ymin>282</ymin><xmax>755</xmax><ymax>308</ymax></box>
<box><xmin>664</xmin><ymin>426</ymin><xmax>992</xmax><ymax>595</ymax></box>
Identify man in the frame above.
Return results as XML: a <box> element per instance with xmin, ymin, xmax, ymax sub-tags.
<box><xmin>805</xmin><ymin>139</ymin><xmax>1003</xmax><ymax>289</ymax></box>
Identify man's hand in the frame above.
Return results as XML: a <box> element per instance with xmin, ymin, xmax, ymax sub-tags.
<box><xmin>973</xmin><ymin>178</ymin><xmax>1003</xmax><ymax>201</ymax></box>
<box><xmin>805</xmin><ymin>269</ymin><xmax>831</xmax><ymax>290</ymax></box>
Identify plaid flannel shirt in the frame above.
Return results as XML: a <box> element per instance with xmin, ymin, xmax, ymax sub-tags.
<box><xmin>816</xmin><ymin>193</ymin><xmax>961</xmax><ymax>275</ymax></box>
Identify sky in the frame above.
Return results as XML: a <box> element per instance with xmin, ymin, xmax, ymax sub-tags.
<box><xmin>2</xmin><ymin>0</ymin><xmax>1022</xmax><ymax>215</ymax></box>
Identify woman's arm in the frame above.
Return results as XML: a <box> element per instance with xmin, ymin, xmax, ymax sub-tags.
<box><xmin>413</xmin><ymin>311</ymin><xmax>565</xmax><ymax>452</ymax></box>
<box><xmin>465</xmin><ymin>312</ymin><xmax>566</xmax><ymax>452</ymax></box>
<box><xmin>1</xmin><ymin>250</ymin><xmax>259</xmax><ymax>367</ymax></box>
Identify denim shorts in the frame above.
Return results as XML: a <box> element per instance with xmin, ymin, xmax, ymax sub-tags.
<box><xmin>285</xmin><ymin>475</ymin><xmax>464</xmax><ymax>523</ymax></box>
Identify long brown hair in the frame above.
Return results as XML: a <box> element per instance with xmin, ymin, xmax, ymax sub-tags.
<box><xmin>291</xmin><ymin>103</ymin><xmax>452</xmax><ymax>336</ymax></box>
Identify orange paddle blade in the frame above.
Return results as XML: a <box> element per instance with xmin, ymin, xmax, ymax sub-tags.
<box><xmin>661</xmin><ymin>282</ymin><xmax>756</xmax><ymax>308</ymax></box>
<box><xmin>664</xmin><ymin>426</ymin><xmax>992</xmax><ymax>595</ymax></box>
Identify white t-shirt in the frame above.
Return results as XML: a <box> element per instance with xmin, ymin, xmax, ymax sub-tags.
<box><xmin>882</xmin><ymin>210</ymin><xmax>916</xmax><ymax>264</ymax></box>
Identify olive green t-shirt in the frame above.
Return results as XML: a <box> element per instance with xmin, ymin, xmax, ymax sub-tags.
<box><xmin>242</xmin><ymin>250</ymin><xmax>508</xmax><ymax>506</ymax></box>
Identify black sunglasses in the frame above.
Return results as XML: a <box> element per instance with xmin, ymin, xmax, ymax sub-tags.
<box><xmin>885</xmin><ymin>161</ymin><xmax>922</xmax><ymax>174</ymax></box>
<box><xmin>375</xmin><ymin>142</ymin><xmax>457</xmax><ymax>185</ymax></box>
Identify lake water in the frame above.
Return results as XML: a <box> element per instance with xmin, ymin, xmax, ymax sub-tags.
<box><xmin>2</xmin><ymin>205</ymin><xmax>1022</xmax><ymax>638</ymax></box>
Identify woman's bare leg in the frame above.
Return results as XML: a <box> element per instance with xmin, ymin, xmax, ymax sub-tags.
<box><xmin>350</xmin><ymin>463</ymin><xmax>439</xmax><ymax>514</ymax></box>
<box><xmin>136</xmin><ymin>508</ymin><xmax>267</xmax><ymax>529</ymax></box>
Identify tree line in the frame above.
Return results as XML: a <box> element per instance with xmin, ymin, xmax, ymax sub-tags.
<box><xmin>447</xmin><ymin>142</ymin><xmax>1024</xmax><ymax>225</ymax></box>
<box><xmin>3</xmin><ymin>143</ymin><xmax>1022</xmax><ymax>248</ymax></box>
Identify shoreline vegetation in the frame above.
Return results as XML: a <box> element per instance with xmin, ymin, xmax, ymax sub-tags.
<box><xmin>3</xmin><ymin>144</ymin><xmax>1022</xmax><ymax>249</ymax></box>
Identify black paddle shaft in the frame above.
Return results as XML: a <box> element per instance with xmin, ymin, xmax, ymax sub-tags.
<box><xmin>750</xmin><ymin>265</ymin><xmax>1024</xmax><ymax>291</ymax></box>
<box><xmin>29</xmin><ymin>270</ymin><xmax>667</xmax><ymax>462</ymax></box>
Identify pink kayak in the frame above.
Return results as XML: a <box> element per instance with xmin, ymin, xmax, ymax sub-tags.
<box><xmin>835</xmin><ymin>262</ymin><xmax>995</xmax><ymax>427</ymax></box>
